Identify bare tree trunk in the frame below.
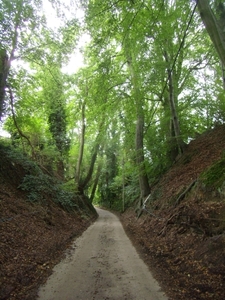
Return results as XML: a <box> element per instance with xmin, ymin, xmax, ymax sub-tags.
<box><xmin>222</xmin><ymin>63</ymin><xmax>225</xmax><ymax>90</ymax></box>
<box><xmin>125</xmin><ymin>44</ymin><xmax>151</xmax><ymax>203</ymax></box>
<box><xmin>168</xmin><ymin>69</ymin><xmax>180</xmax><ymax>139</ymax></box>
<box><xmin>135</xmin><ymin>113</ymin><xmax>151</xmax><ymax>198</ymax></box>
<box><xmin>89</xmin><ymin>163</ymin><xmax>101</xmax><ymax>203</ymax></box>
<box><xmin>167</xmin><ymin>69</ymin><xmax>185</xmax><ymax>154</ymax></box>
<box><xmin>75</xmin><ymin>101</ymin><xmax>86</xmax><ymax>182</ymax></box>
<box><xmin>0</xmin><ymin>29</ymin><xmax>18</xmax><ymax>120</ymax></box>
<box><xmin>164</xmin><ymin>50</ymin><xmax>185</xmax><ymax>156</ymax></box>
<box><xmin>0</xmin><ymin>4</ymin><xmax>21</xmax><ymax>119</ymax></box>
<box><xmin>78</xmin><ymin>118</ymin><xmax>104</xmax><ymax>195</ymax></box>
<box><xmin>0</xmin><ymin>49</ymin><xmax>8</xmax><ymax>120</ymax></box>
<box><xmin>78</xmin><ymin>141</ymin><xmax>100</xmax><ymax>195</ymax></box>
<box><xmin>197</xmin><ymin>0</ymin><xmax>225</xmax><ymax>67</ymax></box>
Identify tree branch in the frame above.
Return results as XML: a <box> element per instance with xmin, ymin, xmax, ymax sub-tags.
<box><xmin>8</xmin><ymin>86</ymin><xmax>35</xmax><ymax>156</ymax></box>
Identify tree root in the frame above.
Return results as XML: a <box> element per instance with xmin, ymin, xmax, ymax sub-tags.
<box><xmin>174</xmin><ymin>180</ymin><xmax>197</xmax><ymax>207</ymax></box>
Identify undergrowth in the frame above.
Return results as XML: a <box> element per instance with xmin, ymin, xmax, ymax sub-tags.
<box><xmin>0</xmin><ymin>140</ymin><xmax>78</xmax><ymax>211</ymax></box>
<box><xmin>18</xmin><ymin>174</ymin><xmax>78</xmax><ymax>211</ymax></box>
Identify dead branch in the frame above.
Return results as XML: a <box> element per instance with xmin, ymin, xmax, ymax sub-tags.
<box><xmin>137</xmin><ymin>193</ymin><xmax>163</xmax><ymax>219</ymax></box>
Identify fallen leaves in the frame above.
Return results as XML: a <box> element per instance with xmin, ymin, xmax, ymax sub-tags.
<box><xmin>0</xmin><ymin>182</ymin><xmax>96</xmax><ymax>300</ymax></box>
<box><xmin>121</xmin><ymin>125</ymin><xmax>225</xmax><ymax>300</ymax></box>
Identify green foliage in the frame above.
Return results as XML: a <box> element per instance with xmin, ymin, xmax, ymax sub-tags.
<box><xmin>0</xmin><ymin>140</ymin><xmax>77</xmax><ymax>211</ymax></box>
<box><xmin>19</xmin><ymin>174</ymin><xmax>54</xmax><ymax>202</ymax></box>
<box><xmin>200</xmin><ymin>157</ymin><xmax>225</xmax><ymax>189</ymax></box>
<box><xmin>48</xmin><ymin>105</ymin><xmax>70</xmax><ymax>155</ymax></box>
<box><xmin>6</xmin><ymin>146</ymin><xmax>40</xmax><ymax>174</ymax></box>
<box><xmin>2</xmin><ymin>0</ymin><xmax>225</xmax><ymax>211</ymax></box>
<box><xmin>19</xmin><ymin>173</ymin><xmax>79</xmax><ymax>211</ymax></box>
<box><xmin>216</xmin><ymin>91</ymin><xmax>225</xmax><ymax>123</ymax></box>
<box><xmin>0</xmin><ymin>0</ymin><xmax>44</xmax><ymax>53</ymax></box>
<box><xmin>54</xmin><ymin>188</ymin><xmax>79</xmax><ymax>211</ymax></box>
<box><xmin>0</xmin><ymin>136</ymin><xmax>12</xmax><ymax>148</ymax></box>
<box><xmin>61</xmin><ymin>179</ymin><xmax>78</xmax><ymax>193</ymax></box>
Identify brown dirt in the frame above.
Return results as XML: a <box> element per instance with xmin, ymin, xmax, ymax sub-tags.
<box><xmin>1</xmin><ymin>124</ymin><xmax>225</xmax><ymax>300</ymax></box>
<box><xmin>120</xmin><ymin>124</ymin><xmax>225</xmax><ymax>300</ymax></box>
<box><xmin>0</xmin><ymin>149</ymin><xmax>97</xmax><ymax>300</ymax></box>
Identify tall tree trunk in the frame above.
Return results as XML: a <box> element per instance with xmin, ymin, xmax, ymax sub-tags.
<box><xmin>75</xmin><ymin>101</ymin><xmax>86</xmax><ymax>183</ymax></box>
<box><xmin>197</xmin><ymin>0</ymin><xmax>225</xmax><ymax>68</ymax></box>
<box><xmin>167</xmin><ymin>68</ymin><xmax>185</xmax><ymax>154</ymax></box>
<box><xmin>125</xmin><ymin>43</ymin><xmax>151</xmax><ymax>203</ymax></box>
<box><xmin>135</xmin><ymin>113</ymin><xmax>151</xmax><ymax>198</ymax></box>
<box><xmin>78</xmin><ymin>141</ymin><xmax>100</xmax><ymax>195</ymax></box>
<box><xmin>89</xmin><ymin>163</ymin><xmax>101</xmax><ymax>203</ymax></box>
<box><xmin>0</xmin><ymin>29</ymin><xmax>18</xmax><ymax>120</ymax></box>
<box><xmin>222</xmin><ymin>63</ymin><xmax>225</xmax><ymax>90</ymax></box>
<box><xmin>78</xmin><ymin>118</ymin><xmax>104</xmax><ymax>195</ymax></box>
<box><xmin>0</xmin><ymin>5</ymin><xmax>21</xmax><ymax>120</ymax></box>
<box><xmin>164</xmin><ymin>51</ymin><xmax>185</xmax><ymax>157</ymax></box>
<box><xmin>0</xmin><ymin>49</ymin><xmax>8</xmax><ymax>120</ymax></box>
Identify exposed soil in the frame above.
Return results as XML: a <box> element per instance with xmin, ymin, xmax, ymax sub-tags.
<box><xmin>120</xmin><ymin>124</ymin><xmax>225</xmax><ymax>300</ymax></box>
<box><xmin>1</xmin><ymin>124</ymin><xmax>225</xmax><ymax>300</ymax></box>
<box><xmin>0</xmin><ymin>149</ymin><xmax>97</xmax><ymax>300</ymax></box>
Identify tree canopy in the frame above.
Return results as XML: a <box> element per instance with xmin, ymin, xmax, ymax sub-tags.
<box><xmin>1</xmin><ymin>0</ymin><xmax>225</xmax><ymax>211</ymax></box>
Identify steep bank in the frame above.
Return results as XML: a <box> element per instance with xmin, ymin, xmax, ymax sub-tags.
<box><xmin>121</xmin><ymin>124</ymin><xmax>225</xmax><ymax>300</ymax></box>
<box><xmin>0</xmin><ymin>143</ymin><xmax>97</xmax><ymax>300</ymax></box>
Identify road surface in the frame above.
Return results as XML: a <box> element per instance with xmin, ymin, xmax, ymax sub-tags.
<box><xmin>38</xmin><ymin>208</ymin><xmax>167</xmax><ymax>300</ymax></box>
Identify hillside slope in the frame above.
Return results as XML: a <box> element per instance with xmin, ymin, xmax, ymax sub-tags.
<box><xmin>0</xmin><ymin>144</ymin><xmax>97</xmax><ymax>300</ymax></box>
<box><xmin>121</xmin><ymin>124</ymin><xmax>225</xmax><ymax>300</ymax></box>
<box><xmin>1</xmin><ymin>125</ymin><xmax>225</xmax><ymax>300</ymax></box>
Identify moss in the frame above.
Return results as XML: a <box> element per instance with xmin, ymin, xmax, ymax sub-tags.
<box><xmin>200</xmin><ymin>158</ymin><xmax>225</xmax><ymax>189</ymax></box>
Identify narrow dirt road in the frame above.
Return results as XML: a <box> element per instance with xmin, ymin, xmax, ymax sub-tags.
<box><xmin>38</xmin><ymin>208</ymin><xmax>167</xmax><ymax>300</ymax></box>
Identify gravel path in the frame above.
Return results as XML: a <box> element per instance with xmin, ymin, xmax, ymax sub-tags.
<box><xmin>38</xmin><ymin>208</ymin><xmax>168</xmax><ymax>300</ymax></box>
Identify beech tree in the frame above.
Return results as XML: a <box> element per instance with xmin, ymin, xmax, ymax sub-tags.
<box><xmin>196</xmin><ymin>0</ymin><xmax>225</xmax><ymax>88</ymax></box>
<box><xmin>196</xmin><ymin>0</ymin><xmax>225</xmax><ymax>66</ymax></box>
<box><xmin>80</xmin><ymin>0</ymin><xmax>224</xmax><ymax>207</ymax></box>
<box><xmin>0</xmin><ymin>0</ymin><xmax>45</xmax><ymax>120</ymax></box>
<box><xmin>2</xmin><ymin>0</ymin><xmax>225</xmax><ymax>209</ymax></box>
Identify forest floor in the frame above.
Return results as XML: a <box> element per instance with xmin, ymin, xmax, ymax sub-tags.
<box><xmin>120</xmin><ymin>124</ymin><xmax>225</xmax><ymax>300</ymax></box>
<box><xmin>1</xmin><ymin>124</ymin><xmax>225</xmax><ymax>300</ymax></box>
<box><xmin>0</xmin><ymin>150</ymin><xmax>97</xmax><ymax>300</ymax></box>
